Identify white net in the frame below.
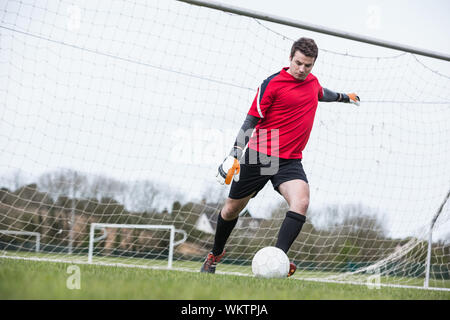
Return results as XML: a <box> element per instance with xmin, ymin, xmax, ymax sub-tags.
<box><xmin>0</xmin><ymin>0</ymin><xmax>449</xmax><ymax>290</ymax></box>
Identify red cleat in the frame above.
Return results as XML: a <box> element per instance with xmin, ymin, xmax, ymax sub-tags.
<box><xmin>200</xmin><ymin>251</ymin><xmax>225</xmax><ymax>274</ymax></box>
<box><xmin>287</xmin><ymin>262</ymin><xmax>297</xmax><ymax>277</ymax></box>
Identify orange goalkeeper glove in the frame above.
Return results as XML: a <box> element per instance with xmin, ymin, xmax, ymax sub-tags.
<box><xmin>216</xmin><ymin>155</ymin><xmax>240</xmax><ymax>185</ymax></box>
<box><xmin>341</xmin><ymin>93</ymin><xmax>360</xmax><ymax>106</ymax></box>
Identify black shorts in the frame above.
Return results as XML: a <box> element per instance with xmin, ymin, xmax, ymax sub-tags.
<box><xmin>229</xmin><ymin>149</ymin><xmax>308</xmax><ymax>200</ymax></box>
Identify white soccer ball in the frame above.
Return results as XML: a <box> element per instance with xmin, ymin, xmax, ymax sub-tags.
<box><xmin>252</xmin><ymin>246</ymin><xmax>290</xmax><ymax>278</ymax></box>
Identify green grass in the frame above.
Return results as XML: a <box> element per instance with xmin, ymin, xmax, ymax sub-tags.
<box><xmin>2</xmin><ymin>249</ymin><xmax>449</xmax><ymax>289</ymax></box>
<box><xmin>1</xmin><ymin>258</ymin><xmax>449</xmax><ymax>300</ymax></box>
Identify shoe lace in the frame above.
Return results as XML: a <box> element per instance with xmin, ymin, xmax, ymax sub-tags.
<box><xmin>205</xmin><ymin>252</ymin><xmax>224</xmax><ymax>268</ymax></box>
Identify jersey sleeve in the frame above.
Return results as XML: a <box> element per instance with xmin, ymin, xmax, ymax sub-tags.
<box><xmin>317</xmin><ymin>79</ymin><xmax>324</xmax><ymax>100</ymax></box>
<box><xmin>248</xmin><ymin>82</ymin><xmax>275</xmax><ymax>119</ymax></box>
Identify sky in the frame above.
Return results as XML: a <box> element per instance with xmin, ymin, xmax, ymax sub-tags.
<box><xmin>223</xmin><ymin>0</ymin><xmax>450</xmax><ymax>60</ymax></box>
<box><xmin>0</xmin><ymin>0</ymin><xmax>449</xmax><ymax>241</ymax></box>
<box><xmin>223</xmin><ymin>0</ymin><xmax>450</xmax><ymax>81</ymax></box>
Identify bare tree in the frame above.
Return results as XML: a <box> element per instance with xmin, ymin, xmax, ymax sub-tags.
<box><xmin>0</xmin><ymin>169</ymin><xmax>27</xmax><ymax>191</ymax></box>
<box><xmin>310</xmin><ymin>202</ymin><xmax>387</xmax><ymax>237</ymax></box>
<box><xmin>126</xmin><ymin>180</ymin><xmax>160</xmax><ymax>213</ymax></box>
<box><xmin>89</xmin><ymin>175</ymin><xmax>127</xmax><ymax>202</ymax></box>
<box><xmin>38</xmin><ymin>169</ymin><xmax>89</xmax><ymax>199</ymax></box>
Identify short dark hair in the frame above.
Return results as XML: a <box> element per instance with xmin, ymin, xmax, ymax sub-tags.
<box><xmin>290</xmin><ymin>37</ymin><xmax>318</xmax><ymax>60</ymax></box>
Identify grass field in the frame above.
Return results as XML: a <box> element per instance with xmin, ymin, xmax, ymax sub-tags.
<box><xmin>1</xmin><ymin>257</ymin><xmax>449</xmax><ymax>300</ymax></box>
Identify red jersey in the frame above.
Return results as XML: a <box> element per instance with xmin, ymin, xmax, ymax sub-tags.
<box><xmin>247</xmin><ymin>67</ymin><xmax>323</xmax><ymax>159</ymax></box>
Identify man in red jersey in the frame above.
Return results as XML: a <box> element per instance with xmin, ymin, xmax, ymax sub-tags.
<box><xmin>201</xmin><ymin>38</ymin><xmax>360</xmax><ymax>276</ymax></box>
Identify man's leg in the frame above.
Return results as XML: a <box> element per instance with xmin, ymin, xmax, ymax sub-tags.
<box><xmin>274</xmin><ymin>179</ymin><xmax>309</xmax><ymax>277</ymax></box>
<box><xmin>212</xmin><ymin>193</ymin><xmax>254</xmax><ymax>255</ymax></box>
<box><xmin>200</xmin><ymin>192</ymin><xmax>255</xmax><ymax>273</ymax></box>
<box><xmin>276</xmin><ymin>179</ymin><xmax>309</xmax><ymax>253</ymax></box>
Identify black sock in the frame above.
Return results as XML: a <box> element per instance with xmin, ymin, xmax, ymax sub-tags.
<box><xmin>275</xmin><ymin>211</ymin><xmax>306</xmax><ymax>254</ymax></box>
<box><xmin>212</xmin><ymin>211</ymin><xmax>238</xmax><ymax>256</ymax></box>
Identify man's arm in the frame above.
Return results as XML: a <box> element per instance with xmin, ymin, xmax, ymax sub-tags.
<box><xmin>320</xmin><ymin>88</ymin><xmax>360</xmax><ymax>106</ymax></box>
<box><xmin>229</xmin><ymin>114</ymin><xmax>260</xmax><ymax>159</ymax></box>
<box><xmin>216</xmin><ymin>114</ymin><xmax>260</xmax><ymax>185</ymax></box>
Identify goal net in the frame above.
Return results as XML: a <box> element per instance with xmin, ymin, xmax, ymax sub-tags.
<box><xmin>1</xmin><ymin>0</ymin><xmax>449</xmax><ymax>290</ymax></box>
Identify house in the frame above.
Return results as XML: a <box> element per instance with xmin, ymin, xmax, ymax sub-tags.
<box><xmin>194</xmin><ymin>204</ymin><xmax>264</xmax><ymax>236</ymax></box>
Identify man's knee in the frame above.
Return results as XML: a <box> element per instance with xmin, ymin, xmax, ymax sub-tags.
<box><xmin>221</xmin><ymin>200</ymin><xmax>243</xmax><ymax>220</ymax></box>
<box><xmin>290</xmin><ymin>197</ymin><xmax>309</xmax><ymax>215</ymax></box>
<box><xmin>221</xmin><ymin>194</ymin><xmax>253</xmax><ymax>220</ymax></box>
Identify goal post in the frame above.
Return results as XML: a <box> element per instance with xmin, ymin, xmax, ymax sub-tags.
<box><xmin>0</xmin><ymin>231</ymin><xmax>40</xmax><ymax>253</ymax></box>
<box><xmin>88</xmin><ymin>223</ymin><xmax>187</xmax><ymax>268</ymax></box>
<box><xmin>424</xmin><ymin>189</ymin><xmax>450</xmax><ymax>288</ymax></box>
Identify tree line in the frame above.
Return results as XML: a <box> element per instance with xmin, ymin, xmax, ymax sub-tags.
<box><xmin>0</xmin><ymin>169</ymin><xmax>448</xmax><ymax>279</ymax></box>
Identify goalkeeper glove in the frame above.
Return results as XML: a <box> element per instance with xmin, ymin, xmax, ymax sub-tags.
<box><xmin>216</xmin><ymin>148</ymin><xmax>242</xmax><ymax>185</ymax></box>
<box><xmin>339</xmin><ymin>93</ymin><xmax>360</xmax><ymax>106</ymax></box>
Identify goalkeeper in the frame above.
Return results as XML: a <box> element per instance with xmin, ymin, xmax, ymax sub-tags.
<box><xmin>200</xmin><ymin>37</ymin><xmax>360</xmax><ymax>276</ymax></box>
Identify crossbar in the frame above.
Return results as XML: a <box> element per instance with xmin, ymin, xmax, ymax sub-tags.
<box><xmin>177</xmin><ymin>0</ymin><xmax>450</xmax><ymax>61</ymax></box>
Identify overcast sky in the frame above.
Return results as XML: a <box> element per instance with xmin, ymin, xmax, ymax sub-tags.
<box><xmin>224</xmin><ymin>0</ymin><xmax>450</xmax><ymax>57</ymax></box>
<box><xmin>0</xmin><ymin>0</ymin><xmax>449</xmax><ymax>240</ymax></box>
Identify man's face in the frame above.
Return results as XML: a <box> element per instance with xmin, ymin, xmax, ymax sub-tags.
<box><xmin>288</xmin><ymin>50</ymin><xmax>315</xmax><ymax>81</ymax></box>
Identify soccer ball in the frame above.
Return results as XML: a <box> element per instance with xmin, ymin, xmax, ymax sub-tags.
<box><xmin>252</xmin><ymin>246</ymin><xmax>290</xmax><ymax>278</ymax></box>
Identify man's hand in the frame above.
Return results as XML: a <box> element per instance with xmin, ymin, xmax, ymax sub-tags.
<box><xmin>344</xmin><ymin>93</ymin><xmax>360</xmax><ymax>106</ymax></box>
<box><xmin>347</xmin><ymin>93</ymin><xmax>360</xmax><ymax>106</ymax></box>
<box><xmin>216</xmin><ymin>155</ymin><xmax>240</xmax><ymax>185</ymax></box>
